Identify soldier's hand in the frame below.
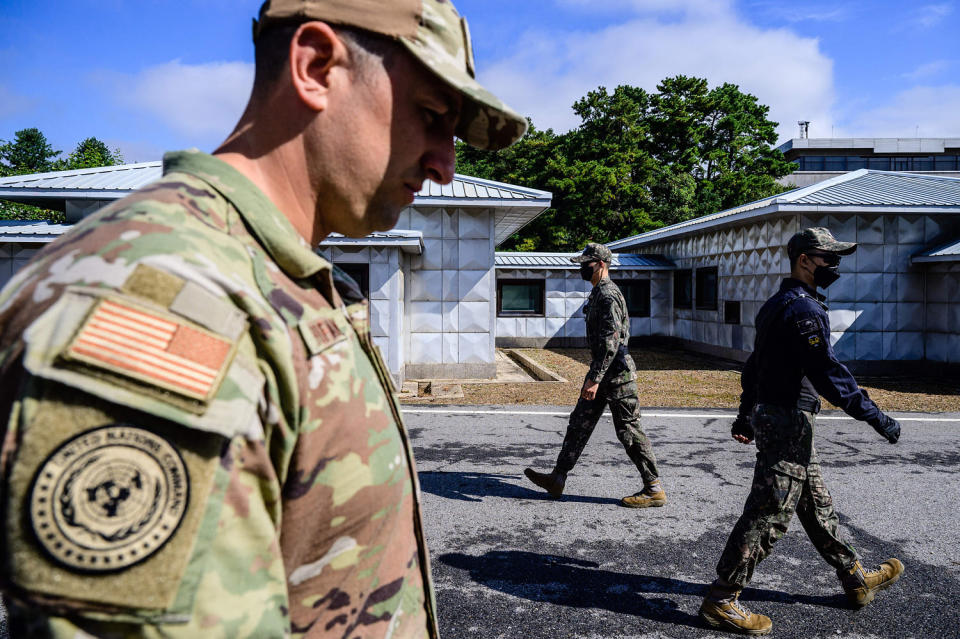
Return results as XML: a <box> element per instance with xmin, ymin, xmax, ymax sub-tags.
<box><xmin>868</xmin><ymin>413</ymin><xmax>901</xmax><ymax>444</ymax></box>
<box><xmin>581</xmin><ymin>378</ymin><xmax>599</xmax><ymax>401</ymax></box>
<box><xmin>731</xmin><ymin>414</ymin><xmax>754</xmax><ymax>444</ymax></box>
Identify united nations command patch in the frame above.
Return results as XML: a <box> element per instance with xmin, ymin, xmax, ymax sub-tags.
<box><xmin>29</xmin><ymin>425</ymin><xmax>189</xmax><ymax>572</ymax></box>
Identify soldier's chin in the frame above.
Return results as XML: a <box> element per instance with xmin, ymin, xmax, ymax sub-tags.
<box><xmin>363</xmin><ymin>204</ymin><xmax>404</xmax><ymax>234</ymax></box>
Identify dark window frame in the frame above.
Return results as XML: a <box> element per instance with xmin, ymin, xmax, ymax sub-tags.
<box><xmin>612</xmin><ymin>278</ymin><xmax>651</xmax><ymax>318</ymax></box>
<box><xmin>497</xmin><ymin>279</ymin><xmax>546</xmax><ymax>317</ymax></box>
<box><xmin>334</xmin><ymin>262</ymin><xmax>370</xmax><ymax>298</ymax></box>
<box><xmin>674</xmin><ymin>269</ymin><xmax>693</xmax><ymax>309</ymax></box>
<box><xmin>695</xmin><ymin>266</ymin><xmax>719</xmax><ymax>311</ymax></box>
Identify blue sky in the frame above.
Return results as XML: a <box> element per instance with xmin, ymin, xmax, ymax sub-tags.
<box><xmin>2</xmin><ymin>0</ymin><xmax>958</xmax><ymax>164</ymax></box>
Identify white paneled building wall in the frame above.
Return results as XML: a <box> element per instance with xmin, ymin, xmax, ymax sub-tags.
<box><xmin>494</xmin><ymin>258</ymin><xmax>674</xmax><ymax>347</ymax></box>
<box><xmin>625</xmin><ymin>211</ymin><xmax>960</xmax><ymax>370</ymax></box>
<box><xmin>404</xmin><ymin>206</ymin><xmax>497</xmax><ymax>379</ymax></box>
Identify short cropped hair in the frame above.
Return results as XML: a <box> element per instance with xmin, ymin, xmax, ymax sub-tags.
<box><xmin>252</xmin><ymin>22</ymin><xmax>399</xmax><ymax>99</ymax></box>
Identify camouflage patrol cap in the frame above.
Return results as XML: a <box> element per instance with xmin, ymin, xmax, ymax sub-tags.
<box><xmin>570</xmin><ymin>242</ymin><xmax>613</xmax><ymax>264</ymax></box>
<box><xmin>787</xmin><ymin>227</ymin><xmax>857</xmax><ymax>258</ymax></box>
<box><xmin>253</xmin><ymin>0</ymin><xmax>528</xmax><ymax>150</ymax></box>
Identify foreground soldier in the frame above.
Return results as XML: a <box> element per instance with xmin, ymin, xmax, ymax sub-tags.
<box><xmin>0</xmin><ymin>1</ymin><xmax>525</xmax><ymax>636</ymax></box>
<box><xmin>525</xmin><ymin>243</ymin><xmax>665</xmax><ymax>507</ymax></box>
<box><xmin>699</xmin><ymin>228</ymin><xmax>904</xmax><ymax>635</ymax></box>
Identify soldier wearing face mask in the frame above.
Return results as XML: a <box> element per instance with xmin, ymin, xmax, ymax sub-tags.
<box><xmin>699</xmin><ymin>227</ymin><xmax>904</xmax><ymax>636</ymax></box>
<box><xmin>524</xmin><ymin>242</ymin><xmax>665</xmax><ymax>508</ymax></box>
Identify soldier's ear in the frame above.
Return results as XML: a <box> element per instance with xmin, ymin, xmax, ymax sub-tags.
<box><xmin>289</xmin><ymin>21</ymin><xmax>349</xmax><ymax>113</ymax></box>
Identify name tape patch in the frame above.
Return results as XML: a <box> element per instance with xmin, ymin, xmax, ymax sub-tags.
<box><xmin>30</xmin><ymin>425</ymin><xmax>189</xmax><ymax>572</ymax></box>
<box><xmin>65</xmin><ymin>299</ymin><xmax>233</xmax><ymax>402</ymax></box>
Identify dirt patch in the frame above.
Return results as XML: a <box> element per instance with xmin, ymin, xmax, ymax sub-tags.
<box><xmin>398</xmin><ymin>347</ymin><xmax>960</xmax><ymax>412</ymax></box>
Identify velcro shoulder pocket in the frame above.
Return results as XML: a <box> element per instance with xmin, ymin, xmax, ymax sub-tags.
<box><xmin>22</xmin><ymin>287</ymin><xmax>263</xmax><ymax>440</ymax></box>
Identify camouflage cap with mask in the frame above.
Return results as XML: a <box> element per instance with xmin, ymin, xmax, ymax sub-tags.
<box><xmin>570</xmin><ymin>242</ymin><xmax>613</xmax><ymax>264</ymax></box>
<box><xmin>253</xmin><ymin>0</ymin><xmax>528</xmax><ymax>150</ymax></box>
<box><xmin>787</xmin><ymin>227</ymin><xmax>856</xmax><ymax>289</ymax></box>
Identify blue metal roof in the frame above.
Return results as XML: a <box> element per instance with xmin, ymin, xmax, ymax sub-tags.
<box><xmin>610</xmin><ymin>170</ymin><xmax>960</xmax><ymax>250</ymax></box>
<box><xmin>320</xmin><ymin>230</ymin><xmax>424</xmax><ymax>255</ymax></box>
<box><xmin>495</xmin><ymin>252</ymin><xmax>675</xmax><ymax>270</ymax></box>
<box><xmin>912</xmin><ymin>238</ymin><xmax>960</xmax><ymax>263</ymax></box>
<box><xmin>0</xmin><ymin>221</ymin><xmax>72</xmax><ymax>243</ymax></box>
<box><xmin>0</xmin><ymin>163</ymin><xmax>552</xmax><ymax>247</ymax></box>
<box><xmin>0</xmin><ymin>162</ymin><xmax>550</xmax><ymax>202</ymax></box>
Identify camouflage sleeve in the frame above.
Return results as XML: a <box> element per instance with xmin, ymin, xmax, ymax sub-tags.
<box><xmin>588</xmin><ymin>291</ymin><xmax>625</xmax><ymax>383</ymax></box>
<box><xmin>1</xmin><ymin>286</ymin><xmax>291</xmax><ymax>638</ymax></box>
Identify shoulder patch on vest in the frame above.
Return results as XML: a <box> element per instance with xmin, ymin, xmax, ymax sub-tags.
<box><xmin>29</xmin><ymin>424</ymin><xmax>189</xmax><ymax>573</ymax></box>
<box><xmin>62</xmin><ymin>298</ymin><xmax>236</xmax><ymax>403</ymax></box>
<box><xmin>796</xmin><ymin>317</ymin><xmax>819</xmax><ymax>335</ymax></box>
<box><xmin>807</xmin><ymin>334</ymin><xmax>822</xmax><ymax>348</ymax></box>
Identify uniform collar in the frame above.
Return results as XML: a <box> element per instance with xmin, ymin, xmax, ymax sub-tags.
<box><xmin>781</xmin><ymin>277</ymin><xmax>825</xmax><ymax>302</ymax></box>
<box><xmin>163</xmin><ymin>150</ymin><xmax>331</xmax><ymax>280</ymax></box>
<box><xmin>592</xmin><ymin>275</ymin><xmax>612</xmax><ymax>291</ymax></box>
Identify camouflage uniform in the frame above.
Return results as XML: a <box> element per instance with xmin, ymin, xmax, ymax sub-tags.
<box><xmin>554</xmin><ymin>277</ymin><xmax>659</xmax><ymax>483</ymax></box>
<box><xmin>715</xmin><ymin>405</ymin><xmax>858</xmax><ymax>587</ymax></box>
<box><xmin>0</xmin><ymin>150</ymin><xmax>437</xmax><ymax>638</ymax></box>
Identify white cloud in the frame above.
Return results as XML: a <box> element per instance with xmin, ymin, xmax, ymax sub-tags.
<box><xmin>479</xmin><ymin>4</ymin><xmax>835</xmax><ymax>143</ymax></box>
<box><xmin>114</xmin><ymin>60</ymin><xmax>253</xmax><ymax>141</ymax></box>
<box><xmin>901</xmin><ymin>60</ymin><xmax>954</xmax><ymax>81</ymax></box>
<box><xmin>557</xmin><ymin>0</ymin><xmax>733</xmax><ymax>16</ymax></box>
<box><xmin>911</xmin><ymin>3</ymin><xmax>954</xmax><ymax>28</ymax></box>
<box><xmin>838</xmin><ymin>85</ymin><xmax>960</xmax><ymax>138</ymax></box>
<box><xmin>752</xmin><ymin>3</ymin><xmax>849</xmax><ymax>23</ymax></box>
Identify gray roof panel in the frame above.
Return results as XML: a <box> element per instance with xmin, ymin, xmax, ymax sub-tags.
<box><xmin>0</xmin><ymin>221</ymin><xmax>73</xmax><ymax>243</ymax></box>
<box><xmin>496</xmin><ymin>252</ymin><xmax>675</xmax><ymax>270</ymax></box>
<box><xmin>912</xmin><ymin>238</ymin><xmax>960</xmax><ymax>263</ymax></box>
<box><xmin>610</xmin><ymin>170</ymin><xmax>960</xmax><ymax>250</ymax></box>
<box><xmin>0</xmin><ymin>163</ymin><xmax>552</xmax><ymax>249</ymax></box>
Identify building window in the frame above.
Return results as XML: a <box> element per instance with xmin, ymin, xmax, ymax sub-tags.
<box><xmin>334</xmin><ymin>262</ymin><xmax>369</xmax><ymax>298</ymax></box>
<box><xmin>823</xmin><ymin>156</ymin><xmax>846</xmax><ymax>171</ymax></box>
<box><xmin>497</xmin><ymin>279</ymin><xmax>545</xmax><ymax>317</ymax></box>
<box><xmin>696</xmin><ymin>267</ymin><xmax>718</xmax><ymax>310</ymax></box>
<box><xmin>613</xmin><ymin>279</ymin><xmax>651</xmax><ymax>318</ymax></box>
<box><xmin>724</xmin><ymin>300</ymin><xmax>741</xmax><ymax>325</ymax></box>
<box><xmin>674</xmin><ymin>270</ymin><xmax>693</xmax><ymax>309</ymax></box>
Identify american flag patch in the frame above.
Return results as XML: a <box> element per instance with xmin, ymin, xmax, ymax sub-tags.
<box><xmin>64</xmin><ymin>298</ymin><xmax>234</xmax><ymax>402</ymax></box>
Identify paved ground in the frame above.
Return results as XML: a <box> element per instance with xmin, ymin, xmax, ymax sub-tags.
<box><xmin>405</xmin><ymin>406</ymin><xmax>960</xmax><ymax>639</ymax></box>
<box><xmin>3</xmin><ymin>407</ymin><xmax>956</xmax><ymax>638</ymax></box>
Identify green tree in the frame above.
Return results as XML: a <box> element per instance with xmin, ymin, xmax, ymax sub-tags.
<box><xmin>0</xmin><ymin>131</ymin><xmax>124</xmax><ymax>222</ymax></box>
<box><xmin>57</xmin><ymin>137</ymin><xmax>124</xmax><ymax>170</ymax></box>
<box><xmin>455</xmin><ymin>77</ymin><xmax>793</xmax><ymax>251</ymax></box>
<box><xmin>0</xmin><ymin>127</ymin><xmax>60</xmax><ymax>176</ymax></box>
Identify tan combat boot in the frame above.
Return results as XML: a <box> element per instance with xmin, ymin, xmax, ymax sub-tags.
<box><xmin>699</xmin><ymin>584</ymin><xmax>772</xmax><ymax>636</ymax></box>
<box><xmin>838</xmin><ymin>558</ymin><xmax>904</xmax><ymax>607</ymax></box>
<box><xmin>620</xmin><ymin>486</ymin><xmax>667</xmax><ymax>508</ymax></box>
<box><xmin>523</xmin><ymin>468</ymin><xmax>565</xmax><ymax>498</ymax></box>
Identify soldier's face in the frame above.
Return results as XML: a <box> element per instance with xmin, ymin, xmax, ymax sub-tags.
<box><xmin>320</xmin><ymin>48</ymin><xmax>460</xmax><ymax>237</ymax></box>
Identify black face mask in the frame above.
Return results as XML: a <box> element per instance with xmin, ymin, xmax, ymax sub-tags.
<box><xmin>813</xmin><ymin>265</ymin><xmax>841</xmax><ymax>288</ymax></box>
<box><xmin>579</xmin><ymin>263</ymin><xmax>595</xmax><ymax>281</ymax></box>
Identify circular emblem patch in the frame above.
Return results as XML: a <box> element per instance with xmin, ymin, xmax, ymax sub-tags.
<box><xmin>30</xmin><ymin>425</ymin><xmax>189</xmax><ymax>572</ymax></box>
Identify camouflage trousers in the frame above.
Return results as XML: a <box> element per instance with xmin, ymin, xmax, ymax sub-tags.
<box><xmin>554</xmin><ymin>380</ymin><xmax>660</xmax><ymax>484</ymax></box>
<box><xmin>716</xmin><ymin>404</ymin><xmax>859</xmax><ymax>587</ymax></box>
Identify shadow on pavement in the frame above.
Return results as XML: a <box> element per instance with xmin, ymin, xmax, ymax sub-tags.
<box><xmin>440</xmin><ymin>550</ymin><xmax>849</xmax><ymax>631</ymax></box>
<box><xmin>440</xmin><ymin>550</ymin><xmax>705</xmax><ymax>630</ymax></box>
<box><xmin>418</xmin><ymin>470</ymin><xmax>621</xmax><ymax>506</ymax></box>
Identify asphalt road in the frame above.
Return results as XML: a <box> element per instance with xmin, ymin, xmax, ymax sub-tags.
<box><xmin>405</xmin><ymin>406</ymin><xmax>960</xmax><ymax>639</ymax></box>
